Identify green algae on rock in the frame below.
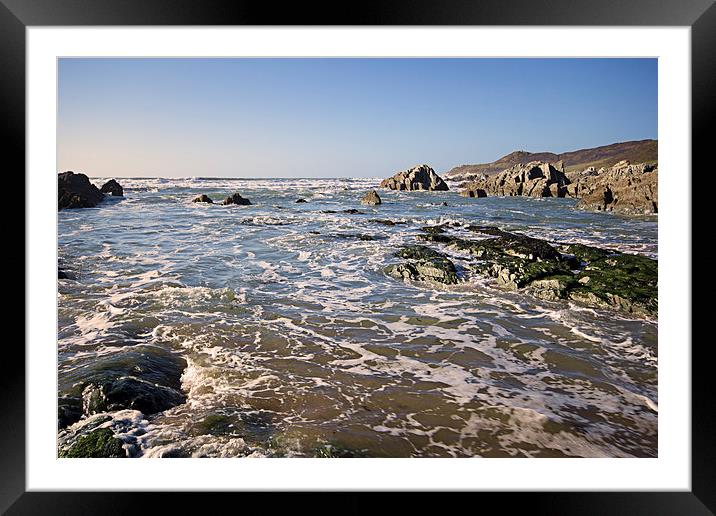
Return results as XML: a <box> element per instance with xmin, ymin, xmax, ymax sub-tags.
<box><xmin>59</xmin><ymin>427</ymin><xmax>125</xmax><ymax>458</ymax></box>
<box><xmin>385</xmin><ymin>245</ymin><xmax>458</xmax><ymax>285</ymax></box>
<box><xmin>399</xmin><ymin>229</ymin><xmax>656</xmax><ymax>317</ymax></box>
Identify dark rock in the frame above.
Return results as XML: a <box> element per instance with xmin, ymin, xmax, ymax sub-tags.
<box><xmin>462</xmin><ymin>188</ymin><xmax>487</xmax><ymax>198</ymax></box>
<box><xmin>222</xmin><ymin>192</ymin><xmax>252</xmax><ymax>205</ymax></box>
<box><xmin>59</xmin><ymin>345</ymin><xmax>187</xmax><ymax>422</ymax></box>
<box><xmin>370</xmin><ymin>219</ymin><xmax>407</xmax><ymax>226</ymax></box>
<box><xmin>421</xmin><ymin>225</ymin><xmax>446</xmax><ymax>235</ymax></box>
<box><xmin>320</xmin><ymin>209</ymin><xmax>365</xmax><ymax>214</ymax></box>
<box><xmin>100</xmin><ymin>179</ymin><xmax>124</xmax><ymax>196</ymax></box>
<box><xmin>59</xmin><ymin>427</ymin><xmax>125</xmax><ymax>458</ymax></box>
<box><xmin>82</xmin><ymin>377</ymin><xmax>186</xmax><ymax>416</ymax></box>
<box><xmin>380</xmin><ymin>164</ymin><xmax>449</xmax><ymax>191</ymax></box>
<box><xmin>58</xmin><ymin>395</ymin><xmax>83</xmax><ymax>429</ymax></box>
<box><xmin>361</xmin><ymin>190</ymin><xmax>382</xmax><ymax>205</ymax></box>
<box><xmin>58</xmin><ymin>171</ymin><xmax>104</xmax><ymax>210</ymax></box>
<box><xmin>58</xmin><ymin>268</ymin><xmax>74</xmax><ymax>280</ymax></box>
<box><xmin>295</xmin><ymin>198</ymin><xmax>308</xmax><ymax>203</ymax></box>
<box><xmin>193</xmin><ymin>194</ymin><xmax>214</xmax><ymax>204</ymax></box>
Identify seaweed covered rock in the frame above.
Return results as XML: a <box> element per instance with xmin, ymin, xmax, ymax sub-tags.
<box><xmin>58</xmin><ymin>171</ymin><xmax>105</xmax><ymax>210</ymax></box>
<box><xmin>408</xmin><ymin>227</ymin><xmax>657</xmax><ymax>317</ymax></box>
<box><xmin>384</xmin><ymin>245</ymin><xmax>458</xmax><ymax>285</ymax></box>
<box><xmin>100</xmin><ymin>179</ymin><xmax>124</xmax><ymax>197</ymax></box>
<box><xmin>222</xmin><ymin>192</ymin><xmax>252</xmax><ymax>205</ymax></box>
<box><xmin>193</xmin><ymin>194</ymin><xmax>214</xmax><ymax>204</ymax></box>
<box><xmin>59</xmin><ymin>427</ymin><xmax>125</xmax><ymax>458</ymax></box>
<box><xmin>380</xmin><ymin>164</ymin><xmax>449</xmax><ymax>191</ymax></box>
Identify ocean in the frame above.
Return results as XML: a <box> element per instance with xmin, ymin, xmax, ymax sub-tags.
<box><xmin>57</xmin><ymin>177</ymin><xmax>658</xmax><ymax>458</ymax></box>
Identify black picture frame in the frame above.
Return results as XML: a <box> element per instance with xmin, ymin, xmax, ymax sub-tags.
<box><xmin>5</xmin><ymin>0</ymin><xmax>712</xmax><ymax>513</ymax></box>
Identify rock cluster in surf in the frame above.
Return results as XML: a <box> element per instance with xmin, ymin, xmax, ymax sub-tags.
<box><xmin>58</xmin><ymin>171</ymin><xmax>125</xmax><ymax>210</ymax></box>
<box><xmin>385</xmin><ymin>224</ymin><xmax>657</xmax><ymax>318</ymax></box>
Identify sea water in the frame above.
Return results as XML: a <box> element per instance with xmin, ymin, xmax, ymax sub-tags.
<box><xmin>57</xmin><ymin>177</ymin><xmax>658</xmax><ymax>457</ymax></box>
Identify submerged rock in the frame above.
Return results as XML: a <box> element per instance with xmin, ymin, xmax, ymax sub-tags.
<box><xmin>193</xmin><ymin>194</ymin><xmax>214</xmax><ymax>204</ymax></box>
<box><xmin>295</xmin><ymin>198</ymin><xmax>308</xmax><ymax>203</ymax></box>
<box><xmin>222</xmin><ymin>192</ymin><xmax>252</xmax><ymax>206</ymax></box>
<box><xmin>380</xmin><ymin>164</ymin><xmax>449</xmax><ymax>191</ymax></box>
<box><xmin>100</xmin><ymin>179</ymin><xmax>124</xmax><ymax>197</ymax></box>
<box><xmin>361</xmin><ymin>190</ymin><xmax>382</xmax><ymax>205</ymax></box>
<box><xmin>370</xmin><ymin>219</ymin><xmax>407</xmax><ymax>226</ymax></box>
<box><xmin>58</xmin><ymin>171</ymin><xmax>105</xmax><ymax>210</ymax></box>
<box><xmin>384</xmin><ymin>245</ymin><xmax>458</xmax><ymax>285</ymax></box>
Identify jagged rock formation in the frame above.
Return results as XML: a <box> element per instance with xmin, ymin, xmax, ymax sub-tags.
<box><xmin>569</xmin><ymin>161</ymin><xmax>658</xmax><ymax>214</ymax></box>
<box><xmin>461</xmin><ymin>161</ymin><xmax>570</xmax><ymax>198</ymax></box>
<box><xmin>58</xmin><ymin>171</ymin><xmax>105</xmax><ymax>210</ymax></box>
<box><xmin>380</xmin><ymin>164</ymin><xmax>449</xmax><ymax>191</ymax></box>
<box><xmin>361</xmin><ymin>190</ymin><xmax>382</xmax><ymax>205</ymax></box>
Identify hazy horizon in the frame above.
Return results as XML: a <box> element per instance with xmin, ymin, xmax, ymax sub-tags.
<box><xmin>58</xmin><ymin>58</ymin><xmax>657</xmax><ymax>178</ymax></box>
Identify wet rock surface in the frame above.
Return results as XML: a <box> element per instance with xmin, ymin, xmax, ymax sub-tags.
<box><xmin>193</xmin><ymin>194</ymin><xmax>214</xmax><ymax>203</ymax></box>
<box><xmin>58</xmin><ymin>345</ymin><xmax>187</xmax><ymax>430</ymax></box>
<box><xmin>222</xmin><ymin>192</ymin><xmax>252</xmax><ymax>205</ymax></box>
<box><xmin>59</xmin><ymin>425</ymin><xmax>126</xmax><ymax>458</ymax></box>
<box><xmin>384</xmin><ymin>245</ymin><xmax>458</xmax><ymax>285</ymax></box>
<box><xmin>100</xmin><ymin>179</ymin><xmax>124</xmax><ymax>196</ymax></box>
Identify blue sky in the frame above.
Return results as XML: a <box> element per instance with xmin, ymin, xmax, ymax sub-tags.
<box><xmin>58</xmin><ymin>58</ymin><xmax>657</xmax><ymax>178</ymax></box>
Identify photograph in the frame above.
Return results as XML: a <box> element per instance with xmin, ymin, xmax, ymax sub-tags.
<box><xmin>55</xmin><ymin>57</ymin><xmax>659</xmax><ymax>459</ymax></box>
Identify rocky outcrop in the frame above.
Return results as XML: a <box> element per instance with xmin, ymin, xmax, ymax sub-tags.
<box><xmin>222</xmin><ymin>192</ymin><xmax>252</xmax><ymax>205</ymax></box>
<box><xmin>58</xmin><ymin>171</ymin><xmax>105</xmax><ymax>210</ymax></box>
<box><xmin>570</xmin><ymin>161</ymin><xmax>658</xmax><ymax>214</ymax></box>
<box><xmin>193</xmin><ymin>194</ymin><xmax>214</xmax><ymax>204</ymax></box>
<box><xmin>445</xmin><ymin>139</ymin><xmax>657</xmax><ymax>181</ymax></box>
<box><xmin>380</xmin><ymin>164</ymin><xmax>449</xmax><ymax>191</ymax></box>
<box><xmin>384</xmin><ymin>245</ymin><xmax>458</xmax><ymax>285</ymax></box>
<box><xmin>461</xmin><ymin>161</ymin><xmax>570</xmax><ymax>199</ymax></box>
<box><xmin>409</xmin><ymin>227</ymin><xmax>656</xmax><ymax>318</ymax></box>
<box><xmin>100</xmin><ymin>179</ymin><xmax>124</xmax><ymax>196</ymax></box>
<box><xmin>361</xmin><ymin>190</ymin><xmax>382</xmax><ymax>205</ymax></box>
